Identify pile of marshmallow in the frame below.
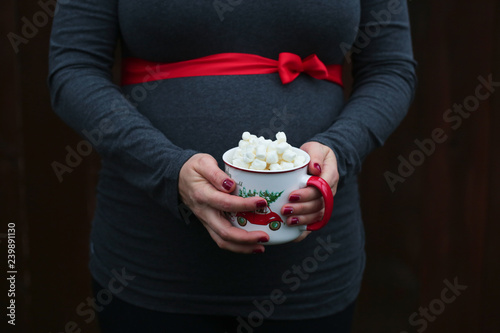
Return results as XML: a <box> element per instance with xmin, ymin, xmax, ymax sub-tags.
<box><xmin>230</xmin><ymin>132</ymin><xmax>306</xmax><ymax>170</ymax></box>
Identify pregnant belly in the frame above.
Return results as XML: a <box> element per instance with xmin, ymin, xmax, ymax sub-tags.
<box><xmin>122</xmin><ymin>73</ymin><xmax>344</xmax><ymax>161</ymax></box>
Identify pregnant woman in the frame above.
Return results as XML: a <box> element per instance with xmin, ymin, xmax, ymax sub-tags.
<box><xmin>48</xmin><ymin>1</ymin><xmax>416</xmax><ymax>332</ymax></box>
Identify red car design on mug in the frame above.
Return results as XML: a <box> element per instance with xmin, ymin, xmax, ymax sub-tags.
<box><xmin>235</xmin><ymin>207</ymin><xmax>283</xmax><ymax>231</ymax></box>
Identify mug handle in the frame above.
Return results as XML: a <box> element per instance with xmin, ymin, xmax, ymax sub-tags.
<box><xmin>299</xmin><ymin>175</ymin><xmax>334</xmax><ymax>231</ymax></box>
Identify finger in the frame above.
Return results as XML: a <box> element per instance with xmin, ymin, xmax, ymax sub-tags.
<box><xmin>318</xmin><ymin>152</ymin><xmax>339</xmax><ymax>195</ymax></box>
<box><xmin>199</xmin><ymin>210</ymin><xmax>268</xmax><ymax>253</ymax></box>
<box><xmin>204</xmin><ymin>226</ymin><xmax>267</xmax><ymax>254</ymax></box>
<box><xmin>283</xmin><ymin>207</ymin><xmax>325</xmax><ymax>226</ymax></box>
<box><xmin>193</xmin><ymin>154</ymin><xmax>237</xmax><ymax>193</ymax></box>
<box><xmin>288</xmin><ymin>187</ymin><xmax>322</xmax><ymax>203</ymax></box>
<box><xmin>301</xmin><ymin>141</ymin><xmax>325</xmax><ymax>177</ymax></box>
<box><xmin>196</xmin><ymin>185</ymin><xmax>268</xmax><ymax>213</ymax></box>
<box><xmin>300</xmin><ymin>142</ymin><xmax>339</xmax><ymax>195</ymax></box>
<box><xmin>304</xmin><ymin>143</ymin><xmax>337</xmax><ymax>182</ymax></box>
<box><xmin>205</xmin><ymin>209</ymin><xmax>269</xmax><ymax>244</ymax></box>
<box><xmin>282</xmin><ymin>197</ymin><xmax>324</xmax><ymax>217</ymax></box>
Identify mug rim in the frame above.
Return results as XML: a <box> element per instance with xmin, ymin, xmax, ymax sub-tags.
<box><xmin>223</xmin><ymin>147</ymin><xmax>310</xmax><ymax>174</ymax></box>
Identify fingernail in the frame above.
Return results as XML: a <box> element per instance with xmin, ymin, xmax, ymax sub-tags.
<box><xmin>258</xmin><ymin>237</ymin><xmax>269</xmax><ymax>243</ymax></box>
<box><xmin>256</xmin><ymin>200</ymin><xmax>267</xmax><ymax>208</ymax></box>
<box><xmin>289</xmin><ymin>195</ymin><xmax>300</xmax><ymax>202</ymax></box>
<box><xmin>253</xmin><ymin>249</ymin><xmax>264</xmax><ymax>254</ymax></box>
<box><xmin>314</xmin><ymin>163</ymin><xmax>322</xmax><ymax>173</ymax></box>
<box><xmin>283</xmin><ymin>207</ymin><xmax>293</xmax><ymax>215</ymax></box>
<box><xmin>222</xmin><ymin>179</ymin><xmax>234</xmax><ymax>191</ymax></box>
<box><xmin>290</xmin><ymin>217</ymin><xmax>299</xmax><ymax>225</ymax></box>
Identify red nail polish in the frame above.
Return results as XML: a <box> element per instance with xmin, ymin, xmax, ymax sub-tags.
<box><xmin>289</xmin><ymin>195</ymin><xmax>300</xmax><ymax>202</ymax></box>
<box><xmin>222</xmin><ymin>179</ymin><xmax>234</xmax><ymax>191</ymax></box>
<box><xmin>258</xmin><ymin>237</ymin><xmax>268</xmax><ymax>243</ymax></box>
<box><xmin>256</xmin><ymin>200</ymin><xmax>267</xmax><ymax>208</ymax></box>
<box><xmin>314</xmin><ymin>163</ymin><xmax>322</xmax><ymax>173</ymax></box>
<box><xmin>283</xmin><ymin>207</ymin><xmax>293</xmax><ymax>215</ymax></box>
<box><xmin>290</xmin><ymin>217</ymin><xmax>299</xmax><ymax>225</ymax></box>
<box><xmin>253</xmin><ymin>249</ymin><xmax>264</xmax><ymax>254</ymax></box>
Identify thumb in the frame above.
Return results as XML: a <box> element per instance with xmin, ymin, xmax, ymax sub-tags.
<box><xmin>194</xmin><ymin>154</ymin><xmax>236</xmax><ymax>193</ymax></box>
<box><xmin>301</xmin><ymin>142</ymin><xmax>325</xmax><ymax>176</ymax></box>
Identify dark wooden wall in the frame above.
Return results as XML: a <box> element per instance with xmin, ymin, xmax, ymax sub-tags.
<box><xmin>1</xmin><ymin>1</ymin><xmax>498</xmax><ymax>332</ymax></box>
<box><xmin>353</xmin><ymin>1</ymin><xmax>500</xmax><ymax>332</ymax></box>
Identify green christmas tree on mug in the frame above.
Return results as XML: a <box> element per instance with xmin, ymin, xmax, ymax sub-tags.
<box><xmin>239</xmin><ymin>188</ymin><xmax>283</xmax><ymax>210</ymax></box>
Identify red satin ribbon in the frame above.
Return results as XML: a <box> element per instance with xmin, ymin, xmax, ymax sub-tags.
<box><xmin>121</xmin><ymin>52</ymin><xmax>343</xmax><ymax>86</ymax></box>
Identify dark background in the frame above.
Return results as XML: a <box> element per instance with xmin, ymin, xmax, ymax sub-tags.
<box><xmin>1</xmin><ymin>1</ymin><xmax>499</xmax><ymax>332</ymax></box>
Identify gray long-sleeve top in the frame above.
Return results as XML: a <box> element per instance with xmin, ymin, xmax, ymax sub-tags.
<box><xmin>48</xmin><ymin>0</ymin><xmax>416</xmax><ymax>319</ymax></box>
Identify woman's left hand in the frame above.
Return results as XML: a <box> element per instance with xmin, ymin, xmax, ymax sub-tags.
<box><xmin>283</xmin><ymin>141</ymin><xmax>339</xmax><ymax>242</ymax></box>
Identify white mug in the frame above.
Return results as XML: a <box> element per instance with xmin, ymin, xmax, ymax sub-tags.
<box><xmin>222</xmin><ymin>147</ymin><xmax>334</xmax><ymax>245</ymax></box>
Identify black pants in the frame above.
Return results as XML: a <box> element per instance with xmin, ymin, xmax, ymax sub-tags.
<box><xmin>92</xmin><ymin>279</ymin><xmax>355</xmax><ymax>333</ymax></box>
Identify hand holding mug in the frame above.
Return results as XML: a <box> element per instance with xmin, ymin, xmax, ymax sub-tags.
<box><xmin>287</xmin><ymin>141</ymin><xmax>339</xmax><ymax>242</ymax></box>
<box><xmin>178</xmin><ymin>153</ymin><xmax>270</xmax><ymax>254</ymax></box>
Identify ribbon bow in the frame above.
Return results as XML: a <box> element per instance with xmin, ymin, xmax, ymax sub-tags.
<box><xmin>121</xmin><ymin>52</ymin><xmax>343</xmax><ymax>87</ymax></box>
<box><xmin>278</xmin><ymin>53</ymin><xmax>330</xmax><ymax>84</ymax></box>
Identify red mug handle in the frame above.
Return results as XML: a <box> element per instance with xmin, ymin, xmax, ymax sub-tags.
<box><xmin>303</xmin><ymin>176</ymin><xmax>334</xmax><ymax>231</ymax></box>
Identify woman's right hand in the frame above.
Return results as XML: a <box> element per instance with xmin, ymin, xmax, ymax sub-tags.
<box><xmin>178</xmin><ymin>153</ymin><xmax>270</xmax><ymax>254</ymax></box>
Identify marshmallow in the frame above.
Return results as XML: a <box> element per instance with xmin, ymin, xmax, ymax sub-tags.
<box><xmin>233</xmin><ymin>148</ymin><xmax>243</xmax><ymax>159</ymax></box>
<box><xmin>293</xmin><ymin>155</ymin><xmax>306</xmax><ymax>167</ymax></box>
<box><xmin>269</xmin><ymin>163</ymin><xmax>283</xmax><ymax>171</ymax></box>
<box><xmin>232</xmin><ymin>158</ymin><xmax>250</xmax><ymax>169</ymax></box>
<box><xmin>282</xmin><ymin>149</ymin><xmax>297</xmax><ymax>162</ymax></box>
<box><xmin>276</xmin><ymin>132</ymin><xmax>287</xmax><ymax>143</ymax></box>
<box><xmin>267</xmin><ymin>141</ymin><xmax>277</xmax><ymax>152</ymax></box>
<box><xmin>250</xmin><ymin>159</ymin><xmax>267</xmax><ymax>170</ymax></box>
<box><xmin>243</xmin><ymin>150</ymin><xmax>256</xmax><ymax>163</ymax></box>
<box><xmin>242</xmin><ymin>131</ymin><xmax>251</xmax><ymax>141</ymax></box>
<box><xmin>249</xmin><ymin>135</ymin><xmax>258</xmax><ymax>145</ymax></box>
<box><xmin>266</xmin><ymin>150</ymin><xmax>279</xmax><ymax>164</ymax></box>
<box><xmin>238</xmin><ymin>140</ymin><xmax>249</xmax><ymax>149</ymax></box>
<box><xmin>276</xmin><ymin>142</ymin><xmax>290</xmax><ymax>154</ymax></box>
<box><xmin>256</xmin><ymin>145</ymin><xmax>267</xmax><ymax>160</ymax></box>
<box><xmin>280</xmin><ymin>161</ymin><xmax>294</xmax><ymax>170</ymax></box>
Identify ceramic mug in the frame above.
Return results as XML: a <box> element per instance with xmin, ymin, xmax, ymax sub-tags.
<box><xmin>222</xmin><ymin>147</ymin><xmax>334</xmax><ymax>245</ymax></box>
